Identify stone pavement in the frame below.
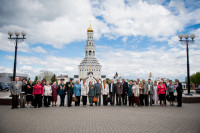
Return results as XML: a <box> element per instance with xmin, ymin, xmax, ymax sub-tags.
<box><xmin>0</xmin><ymin>103</ymin><xmax>200</xmax><ymax>133</ymax></box>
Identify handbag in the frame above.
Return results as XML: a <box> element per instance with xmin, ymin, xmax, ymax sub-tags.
<box><xmin>72</xmin><ymin>94</ymin><xmax>78</xmax><ymax>102</ymax></box>
<box><xmin>93</xmin><ymin>97</ymin><xmax>98</xmax><ymax>102</ymax></box>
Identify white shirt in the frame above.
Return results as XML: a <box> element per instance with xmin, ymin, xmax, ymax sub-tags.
<box><xmin>81</xmin><ymin>83</ymin><xmax>89</xmax><ymax>96</ymax></box>
<box><xmin>44</xmin><ymin>85</ymin><xmax>52</xmax><ymax>96</ymax></box>
<box><xmin>132</xmin><ymin>85</ymin><xmax>139</xmax><ymax>97</ymax></box>
<box><xmin>148</xmin><ymin>84</ymin><xmax>151</xmax><ymax>92</ymax></box>
<box><xmin>102</xmin><ymin>83</ymin><xmax>109</xmax><ymax>95</ymax></box>
<box><xmin>110</xmin><ymin>83</ymin><xmax>113</xmax><ymax>92</ymax></box>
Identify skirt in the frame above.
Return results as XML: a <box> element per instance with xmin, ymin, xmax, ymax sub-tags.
<box><xmin>26</xmin><ymin>95</ymin><xmax>33</xmax><ymax>102</ymax></box>
<box><xmin>159</xmin><ymin>94</ymin><xmax>165</xmax><ymax>101</ymax></box>
<box><xmin>134</xmin><ymin>96</ymin><xmax>139</xmax><ymax>104</ymax></box>
<box><xmin>169</xmin><ymin>92</ymin><xmax>175</xmax><ymax>101</ymax></box>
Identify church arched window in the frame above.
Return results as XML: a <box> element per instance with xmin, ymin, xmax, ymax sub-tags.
<box><xmin>89</xmin><ymin>51</ymin><xmax>92</xmax><ymax>56</ymax></box>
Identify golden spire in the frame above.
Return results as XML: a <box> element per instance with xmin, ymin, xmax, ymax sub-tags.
<box><xmin>87</xmin><ymin>21</ymin><xmax>94</xmax><ymax>32</ymax></box>
<box><xmin>89</xmin><ymin>65</ymin><xmax>92</xmax><ymax>72</ymax></box>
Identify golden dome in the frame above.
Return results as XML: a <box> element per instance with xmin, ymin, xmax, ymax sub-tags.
<box><xmin>87</xmin><ymin>23</ymin><xmax>93</xmax><ymax>32</ymax></box>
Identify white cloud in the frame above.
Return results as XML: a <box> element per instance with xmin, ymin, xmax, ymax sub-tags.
<box><xmin>0</xmin><ymin>0</ymin><xmax>199</xmax><ymax>50</ymax></box>
<box><xmin>1</xmin><ymin>44</ymin><xmax>200</xmax><ymax>81</ymax></box>
<box><xmin>32</xmin><ymin>46</ymin><xmax>47</xmax><ymax>54</ymax></box>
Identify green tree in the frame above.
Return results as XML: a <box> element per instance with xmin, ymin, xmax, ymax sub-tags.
<box><xmin>51</xmin><ymin>74</ymin><xmax>57</xmax><ymax>84</ymax></box>
<box><xmin>106</xmin><ymin>78</ymin><xmax>110</xmax><ymax>84</ymax></box>
<box><xmin>33</xmin><ymin>76</ymin><xmax>38</xmax><ymax>84</ymax></box>
<box><xmin>27</xmin><ymin>77</ymin><xmax>31</xmax><ymax>83</ymax></box>
<box><xmin>190</xmin><ymin>72</ymin><xmax>200</xmax><ymax>85</ymax></box>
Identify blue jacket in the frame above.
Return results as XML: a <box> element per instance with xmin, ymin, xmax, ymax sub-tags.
<box><xmin>128</xmin><ymin>84</ymin><xmax>133</xmax><ymax>97</ymax></box>
<box><xmin>73</xmin><ymin>84</ymin><xmax>81</xmax><ymax>96</ymax></box>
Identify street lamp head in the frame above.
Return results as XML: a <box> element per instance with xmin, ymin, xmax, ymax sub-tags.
<box><xmin>15</xmin><ymin>31</ymin><xmax>20</xmax><ymax>36</ymax></box>
<box><xmin>178</xmin><ymin>33</ymin><xmax>183</xmax><ymax>40</ymax></box>
<box><xmin>8</xmin><ymin>31</ymin><xmax>14</xmax><ymax>37</ymax></box>
<box><xmin>21</xmin><ymin>31</ymin><xmax>26</xmax><ymax>36</ymax></box>
<box><xmin>190</xmin><ymin>34</ymin><xmax>195</xmax><ymax>40</ymax></box>
<box><xmin>184</xmin><ymin>34</ymin><xmax>189</xmax><ymax>39</ymax></box>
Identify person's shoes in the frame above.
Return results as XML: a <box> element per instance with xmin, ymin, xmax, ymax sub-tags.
<box><xmin>11</xmin><ymin>107</ymin><xmax>14</xmax><ymax>109</ymax></box>
<box><xmin>172</xmin><ymin>104</ymin><xmax>175</xmax><ymax>106</ymax></box>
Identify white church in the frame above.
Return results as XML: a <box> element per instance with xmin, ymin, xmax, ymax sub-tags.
<box><xmin>76</xmin><ymin>24</ymin><xmax>106</xmax><ymax>84</ymax></box>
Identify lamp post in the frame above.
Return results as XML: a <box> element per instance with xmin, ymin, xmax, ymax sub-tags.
<box><xmin>178</xmin><ymin>33</ymin><xmax>195</xmax><ymax>95</ymax></box>
<box><xmin>8</xmin><ymin>31</ymin><xmax>26</xmax><ymax>81</ymax></box>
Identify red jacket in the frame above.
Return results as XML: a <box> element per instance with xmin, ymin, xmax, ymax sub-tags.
<box><xmin>157</xmin><ymin>84</ymin><xmax>166</xmax><ymax>95</ymax></box>
<box><xmin>33</xmin><ymin>84</ymin><xmax>43</xmax><ymax>95</ymax></box>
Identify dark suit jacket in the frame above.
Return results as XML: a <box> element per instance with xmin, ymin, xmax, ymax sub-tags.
<box><xmin>176</xmin><ymin>82</ymin><xmax>183</xmax><ymax>95</ymax></box>
<box><xmin>122</xmin><ymin>82</ymin><xmax>128</xmax><ymax>94</ymax></box>
<box><xmin>66</xmin><ymin>82</ymin><xmax>74</xmax><ymax>95</ymax></box>
<box><xmin>109</xmin><ymin>83</ymin><xmax>116</xmax><ymax>94</ymax></box>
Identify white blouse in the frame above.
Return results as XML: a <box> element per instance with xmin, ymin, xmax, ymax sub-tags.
<box><xmin>132</xmin><ymin>85</ymin><xmax>139</xmax><ymax>97</ymax></box>
<box><xmin>81</xmin><ymin>83</ymin><xmax>89</xmax><ymax>96</ymax></box>
<box><xmin>101</xmin><ymin>83</ymin><xmax>109</xmax><ymax>95</ymax></box>
<box><xmin>44</xmin><ymin>85</ymin><xmax>52</xmax><ymax>96</ymax></box>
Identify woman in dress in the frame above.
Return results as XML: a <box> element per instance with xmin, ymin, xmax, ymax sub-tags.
<box><xmin>88</xmin><ymin>81</ymin><xmax>96</xmax><ymax>106</ymax></box>
<box><xmin>128</xmin><ymin>80</ymin><xmax>134</xmax><ymax>106</ymax></box>
<box><xmin>51</xmin><ymin>82</ymin><xmax>58</xmax><ymax>106</ymax></box>
<box><xmin>33</xmin><ymin>80</ymin><xmax>43</xmax><ymax>108</ymax></box>
<box><xmin>157</xmin><ymin>81</ymin><xmax>167</xmax><ymax>106</ymax></box>
<box><xmin>152</xmin><ymin>81</ymin><xmax>159</xmax><ymax>105</ymax></box>
<box><xmin>101</xmin><ymin>80</ymin><xmax>109</xmax><ymax>106</ymax></box>
<box><xmin>81</xmin><ymin>79</ymin><xmax>89</xmax><ymax>106</ymax></box>
<box><xmin>43</xmin><ymin>81</ymin><xmax>52</xmax><ymax>107</ymax></box>
<box><xmin>167</xmin><ymin>80</ymin><xmax>175</xmax><ymax>106</ymax></box>
<box><xmin>132</xmin><ymin>81</ymin><xmax>139</xmax><ymax>107</ymax></box>
<box><xmin>26</xmin><ymin>80</ymin><xmax>34</xmax><ymax>107</ymax></box>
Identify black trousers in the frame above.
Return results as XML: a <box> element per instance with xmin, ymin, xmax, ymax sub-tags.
<box><xmin>177</xmin><ymin>93</ymin><xmax>182</xmax><ymax>107</ymax></box>
<box><xmin>82</xmin><ymin>96</ymin><xmax>87</xmax><ymax>105</ymax></box>
<box><xmin>122</xmin><ymin>94</ymin><xmax>127</xmax><ymax>105</ymax></box>
<box><xmin>110</xmin><ymin>93</ymin><xmax>115</xmax><ymax>105</ymax></box>
<box><xmin>34</xmin><ymin>94</ymin><xmax>42</xmax><ymax>108</ymax></box>
<box><xmin>116</xmin><ymin>94</ymin><xmax>122</xmax><ymax>105</ymax></box>
<box><xmin>75</xmin><ymin>96</ymin><xmax>80</xmax><ymax>106</ymax></box>
<box><xmin>67</xmin><ymin>94</ymin><xmax>72</xmax><ymax>107</ymax></box>
<box><xmin>128</xmin><ymin>96</ymin><xmax>132</xmax><ymax>106</ymax></box>
<box><xmin>103</xmin><ymin>95</ymin><xmax>108</xmax><ymax>106</ymax></box>
<box><xmin>44</xmin><ymin>96</ymin><xmax>51</xmax><ymax>107</ymax></box>
<box><xmin>60</xmin><ymin>95</ymin><xmax>65</xmax><ymax>106</ymax></box>
<box><xmin>139</xmin><ymin>94</ymin><xmax>144</xmax><ymax>106</ymax></box>
<box><xmin>12</xmin><ymin>95</ymin><xmax>19</xmax><ymax>108</ymax></box>
<box><xmin>144</xmin><ymin>94</ymin><xmax>149</xmax><ymax>106</ymax></box>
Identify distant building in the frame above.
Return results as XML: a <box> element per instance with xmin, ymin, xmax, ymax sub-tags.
<box><xmin>56</xmin><ymin>74</ymin><xmax>69</xmax><ymax>84</ymax></box>
<box><xmin>0</xmin><ymin>73</ymin><xmax>28</xmax><ymax>84</ymax></box>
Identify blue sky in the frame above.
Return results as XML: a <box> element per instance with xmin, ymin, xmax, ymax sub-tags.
<box><xmin>0</xmin><ymin>0</ymin><xmax>200</xmax><ymax>81</ymax></box>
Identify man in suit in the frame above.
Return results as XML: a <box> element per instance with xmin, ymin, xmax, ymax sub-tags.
<box><xmin>122</xmin><ymin>78</ymin><xmax>128</xmax><ymax>105</ymax></box>
<box><xmin>10</xmin><ymin>77</ymin><xmax>22</xmax><ymax>109</ymax></box>
<box><xmin>144</xmin><ymin>79</ymin><xmax>154</xmax><ymax>106</ymax></box>
<box><xmin>116</xmin><ymin>79</ymin><xmax>123</xmax><ymax>106</ymax></box>
<box><xmin>66</xmin><ymin>78</ymin><xmax>74</xmax><ymax>107</ymax></box>
<box><xmin>109</xmin><ymin>79</ymin><xmax>116</xmax><ymax>106</ymax></box>
<box><xmin>94</xmin><ymin>79</ymin><xmax>102</xmax><ymax>106</ymax></box>
<box><xmin>143</xmin><ymin>79</ymin><xmax>149</xmax><ymax>106</ymax></box>
<box><xmin>175</xmin><ymin>79</ymin><xmax>183</xmax><ymax>107</ymax></box>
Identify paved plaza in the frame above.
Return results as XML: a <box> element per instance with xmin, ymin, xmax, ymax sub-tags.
<box><xmin>0</xmin><ymin>102</ymin><xmax>200</xmax><ymax>133</ymax></box>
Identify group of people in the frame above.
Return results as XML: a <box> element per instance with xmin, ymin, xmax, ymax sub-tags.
<box><xmin>9</xmin><ymin>77</ymin><xmax>183</xmax><ymax>109</ymax></box>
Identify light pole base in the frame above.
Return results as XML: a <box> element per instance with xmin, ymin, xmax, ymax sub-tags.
<box><xmin>185</xmin><ymin>93</ymin><xmax>193</xmax><ymax>96</ymax></box>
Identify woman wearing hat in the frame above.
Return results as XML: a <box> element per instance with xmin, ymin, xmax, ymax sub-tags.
<box><xmin>58</xmin><ymin>79</ymin><xmax>66</xmax><ymax>107</ymax></box>
<box><xmin>33</xmin><ymin>80</ymin><xmax>43</xmax><ymax>108</ymax></box>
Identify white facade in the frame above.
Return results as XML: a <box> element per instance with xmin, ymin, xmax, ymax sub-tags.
<box><xmin>78</xmin><ymin>25</ymin><xmax>102</xmax><ymax>80</ymax></box>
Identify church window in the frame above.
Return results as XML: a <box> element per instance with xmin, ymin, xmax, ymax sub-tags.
<box><xmin>89</xmin><ymin>51</ymin><xmax>92</xmax><ymax>55</ymax></box>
